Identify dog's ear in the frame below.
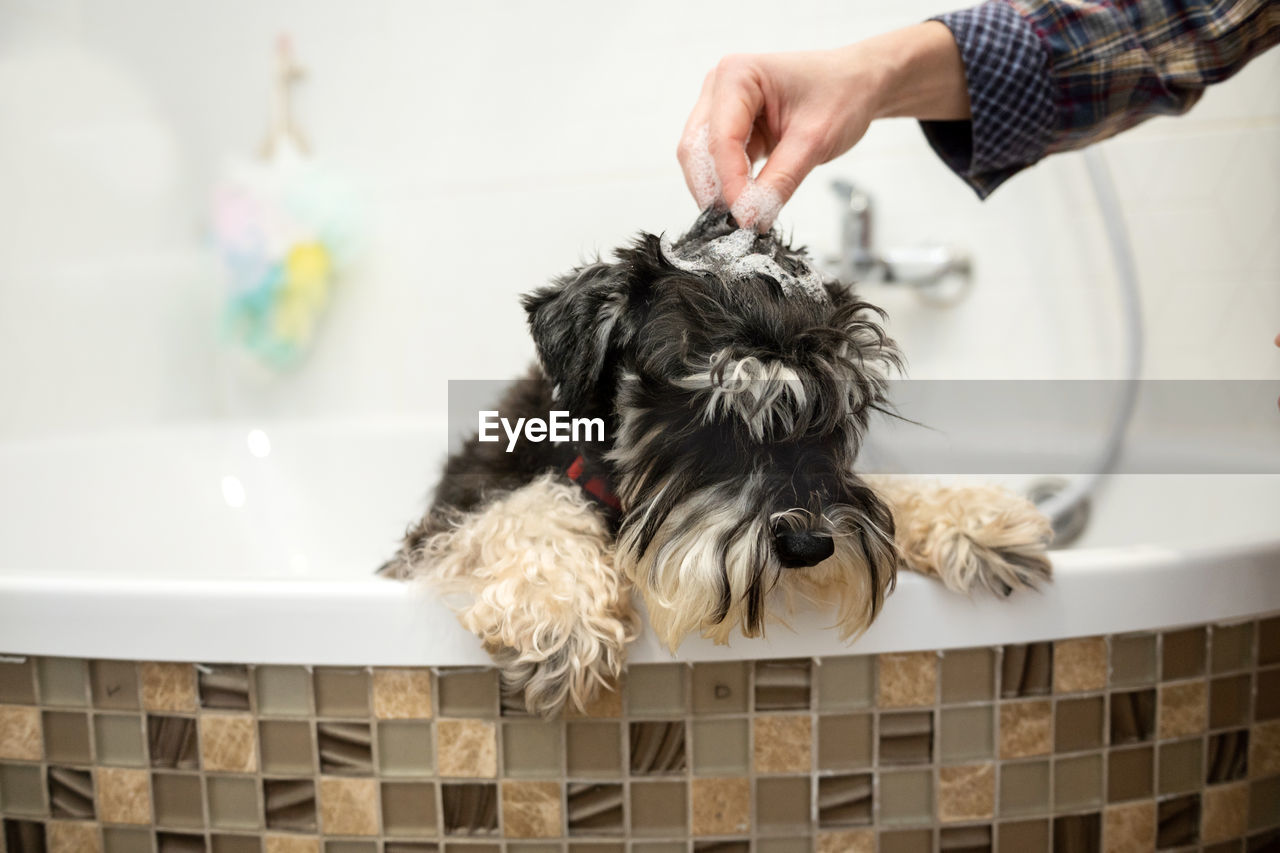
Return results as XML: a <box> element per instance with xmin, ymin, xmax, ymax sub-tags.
<box><xmin>522</xmin><ymin>260</ymin><xmax>635</xmax><ymax>416</ymax></box>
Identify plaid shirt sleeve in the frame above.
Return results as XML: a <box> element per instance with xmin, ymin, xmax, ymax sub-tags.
<box><xmin>920</xmin><ymin>0</ymin><xmax>1280</xmax><ymax>198</ymax></box>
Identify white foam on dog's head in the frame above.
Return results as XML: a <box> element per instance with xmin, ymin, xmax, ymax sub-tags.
<box><xmin>660</xmin><ymin>227</ymin><xmax>828</xmax><ymax>302</ymax></box>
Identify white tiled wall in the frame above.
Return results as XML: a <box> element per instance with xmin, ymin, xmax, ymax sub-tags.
<box><xmin>1</xmin><ymin>0</ymin><xmax>1277</xmax><ymax>439</ymax></box>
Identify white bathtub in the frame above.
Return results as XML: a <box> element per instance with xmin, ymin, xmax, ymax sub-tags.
<box><xmin>2</xmin><ymin>419</ymin><xmax>1278</xmax><ymax>666</ymax></box>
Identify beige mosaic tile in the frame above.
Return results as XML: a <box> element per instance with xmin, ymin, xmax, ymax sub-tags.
<box><xmin>0</xmin><ymin>704</ymin><xmax>43</xmax><ymax>760</ymax></box>
<box><xmin>938</xmin><ymin>763</ymin><xmax>995</xmax><ymax>822</ymax></box>
<box><xmin>1054</xmin><ymin>637</ymin><xmax>1107</xmax><ymax>693</ymax></box>
<box><xmin>1249</xmin><ymin>718</ymin><xmax>1280</xmax><ymax>777</ymax></box>
<box><xmin>200</xmin><ymin>713</ymin><xmax>258</xmax><ymax>773</ymax></box>
<box><xmin>753</xmin><ymin>715</ymin><xmax>812</xmax><ymax>774</ymax></box>
<box><xmin>1201</xmin><ymin>781</ymin><xmax>1249</xmax><ymax>843</ymax></box>
<box><xmin>1158</xmin><ymin>680</ymin><xmax>1207</xmax><ymax>739</ymax></box>
<box><xmin>1103</xmin><ymin>801</ymin><xmax>1155</xmax><ymax>853</ymax></box>
<box><xmin>265</xmin><ymin>836</ymin><xmax>321</xmax><ymax>853</ymax></box>
<box><xmin>877</xmin><ymin>652</ymin><xmax>936</xmax><ymax>708</ymax></box>
<box><xmin>95</xmin><ymin>767</ymin><xmax>152</xmax><ymax>824</ymax></box>
<box><xmin>372</xmin><ymin>668</ymin><xmax>433</xmax><ymax>720</ymax></box>
<box><xmin>502</xmin><ymin>780</ymin><xmax>562</xmax><ymax>838</ymax></box>
<box><xmin>436</xmin><ymin>719</ymin><xmax>498</xmax><ymax>778</ymax></box>
<box><xmin>816</xmin><ymin>829</ymin><xmax>874</xmax><ymax>853</ymax></box>
<box><xmin>319</xmin><ymin>777</ymin><xmax>379</xmax><ymax>835</ymax></box>
<box><xmin>1000</xmin><ymin>700</ymin><xmax>1052</xmax><ymax>759</ymax></box>
<box><xmin>140</xmin><ymin>662</ymin><xmax>196</xmax><ymax>712</ymax></box>
<box><xmin>690</xmin><ymin>777</ymin><xmax>750</xmax><ymax>836</ymax></box>
<box><xmin>46</xmin><ymin>820</ymin><xmax>102</xmax><ymax>853</ymax></box>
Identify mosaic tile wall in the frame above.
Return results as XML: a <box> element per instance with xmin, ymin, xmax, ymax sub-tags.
<box><xmin>2</xmin><ymin>616</ymin><xmax>1280</xmax><ymax>853</ymax></box>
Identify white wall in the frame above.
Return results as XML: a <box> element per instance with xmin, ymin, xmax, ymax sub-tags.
<box><xmin>1</xmin><ymin>0</ymin><xmax>1277</xmax><ymax>439</ymax></box>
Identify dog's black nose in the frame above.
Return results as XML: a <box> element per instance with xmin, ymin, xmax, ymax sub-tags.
<box><xmin>774</xmin><ymin>531</ymin><xmax>835</xmax><ymax>568</ymax></box>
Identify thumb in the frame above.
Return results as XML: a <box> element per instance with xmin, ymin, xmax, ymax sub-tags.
<box><xmin>731</xmin><ymin>134</ymin><xmax>820</xmax><ymax>230</ymax></box>
<box><xmin>754</xmin><ymin>134</ymin><xmax>821</xmax><ymax>209</ymax></box>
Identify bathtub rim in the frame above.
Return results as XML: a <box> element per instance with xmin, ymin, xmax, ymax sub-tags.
<box><xmin>2</xmin><ymin>535</ymin><xmax>1278</xmax><ymax>667</ymax></box>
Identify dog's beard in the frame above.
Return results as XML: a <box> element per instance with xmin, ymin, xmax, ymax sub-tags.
<box><xmin>614</xmin><ymin>473</ymin><xmax>898</xmax><ymax>651</ymax></box>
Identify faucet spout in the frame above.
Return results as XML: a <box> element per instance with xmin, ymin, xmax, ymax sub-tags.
<box><xmin>824</xmin><ymin>180</ymin><xmax>973</xmax><ymax>304</ymax></box>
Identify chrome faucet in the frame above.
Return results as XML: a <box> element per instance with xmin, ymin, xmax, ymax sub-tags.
<box><xmin>825</xmin><ymin>180</ymin><xmax>973</xmax><ymax>302</ymax></box>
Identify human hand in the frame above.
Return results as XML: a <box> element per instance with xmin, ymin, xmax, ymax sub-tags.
<box><xmin>677</xmin><ymin>23</ymin><xmax>969</xmax><ymax>231</ymax></box>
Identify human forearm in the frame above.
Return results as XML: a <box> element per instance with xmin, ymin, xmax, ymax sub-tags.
<box><xmin>860</xmin><ymin>22</ymin><xmax>972</xmax><ymax>123</ymax></box>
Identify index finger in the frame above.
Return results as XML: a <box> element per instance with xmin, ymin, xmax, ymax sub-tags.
<box><xmin>677</xmin><ymin>72</ymin><xmax>719</xmax><ymax>209</ymax></box>
<box><xmin>707</xmin><ymin>58</ymin><xmax>764</xmax><ymax>210</ymax></box>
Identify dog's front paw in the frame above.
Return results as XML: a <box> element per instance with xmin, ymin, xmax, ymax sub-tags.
<box><xmin>402</xmin><ymin>475</ymin><xmax>640</xmax><ymax>717</ymax></box>
<box><xmin>491</xmin><ymin>619</ymin><xmax>631</xmax><ymax>716</ymax></box>
<box><xmin>881</xmin><ymin>480</ymin><xmax>1053</xmax><ymax>597</ymax></box>
<box><xmin>928</xmin><ymin>509</ymin><xmax>1053</xmax><ymax>597</ymax></box>
<box><xmin>925</xmin><ymin>488</ymin><xmax>1053</xmax><ymax>597</ymax></box>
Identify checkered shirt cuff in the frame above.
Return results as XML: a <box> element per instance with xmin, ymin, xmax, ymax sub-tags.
<box><xmin>919</xmin><ymin>0</ymin><xmax>1057</xmax><ymax>199</ymax></box>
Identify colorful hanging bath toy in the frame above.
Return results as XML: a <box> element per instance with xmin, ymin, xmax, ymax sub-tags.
<box><xmin>212</xmin><ymin>36</ymin><xmax>360</xmax><ymax>369</ymax></box>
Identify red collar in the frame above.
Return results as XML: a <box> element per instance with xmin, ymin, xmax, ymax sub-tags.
<box><xmin>567</xmin><ymin>454</ymin><xmax>622</xmax><ymax>511</ymax></box>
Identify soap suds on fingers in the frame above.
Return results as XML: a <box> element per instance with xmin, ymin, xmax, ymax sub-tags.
<box><xmin>683</xmin><ymin>124</ymin><xmax>722</xmax><ymax>210</ymax></box>
<box><xmin>730</xmin><ymin>180</ymin><xmax>782</xmax><ymax>233</ymax></box>
<box><xmin>682</xmin><ymin>123</ymin><xmax>783</xmax><ymax>232</ymax></box>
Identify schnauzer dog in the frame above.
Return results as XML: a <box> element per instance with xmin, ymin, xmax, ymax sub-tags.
<box><xmin>382</xmin><ymin>209</ymin><xmax>1052</xmax><ymax>716</ymax></box>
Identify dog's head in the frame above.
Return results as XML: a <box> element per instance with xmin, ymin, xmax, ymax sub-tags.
<box><xmin>523</xmin><ymin>210</ymin><xmax>901</xmax><ymax>649</ymax></box>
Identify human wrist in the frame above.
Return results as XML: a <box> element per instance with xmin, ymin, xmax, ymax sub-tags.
<box><xmin>858</xmin><ymin>22</ymin><xmax>970</xmax><ymax>121</ymax></box>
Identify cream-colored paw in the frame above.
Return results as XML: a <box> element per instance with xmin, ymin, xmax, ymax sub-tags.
<box><xmin>398</xmin><ymin>474</ymin><xmax>639</xmax><ymax>717</ymax></box>
<box><xmin>870</xmin><ymin>478</ymin><xmax>1052</xmax><ymax>597</ymax></box>
<box><xmin>490</xmin><ymin>613</ymin><xmax>635</xmax><ymax>716</ymax></box>
<box><xmin>922</xmin><ymin>500</ymin><xmax>1053</xmax><ymax>596</ymax></box>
